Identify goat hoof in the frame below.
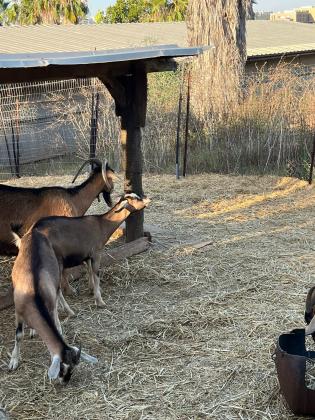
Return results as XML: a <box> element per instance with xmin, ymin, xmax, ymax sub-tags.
<box><xmin>29</xmin><ymin>329</ymin><xmax>36</xmax><ymax>338</ymax></box>
<box><xmin>8</xmin><ymin>358</ymin><xmax>19</xmax><ymax>370</ymax></box>
<box><xmin>67</xmin><ymin>310</ymin><xmax>76</xmax><ymax>318</ymax></box>
<box><xmin>96</xmin><ymin>299</ymin><xmax>106</xmax><ymax>308</ymax></box>
<box><xmin>63</xmin><ymin>284</ymin><xmax>76</xmax><ymax>296</ymax></box>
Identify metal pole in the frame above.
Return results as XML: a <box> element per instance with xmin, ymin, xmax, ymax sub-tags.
<box><xmin>15</xmin><ymin>99</ymin><xmax>20</xmax><ymax>178</ymax></box>
<box><xmin>309</xmin><ymin>131</ymin><xmax>315</xmax><ymax>185</ymax></box>
<box><xmin>94</xmin><ymin>91</ymin><xmax>99</xmax><ymax>150</ymax></box>
<box><xmin>182</xmin><ymin>69</ymin><xmax>191</xmax><ymax>177</ymax></box>
<box><xmin>89</xmin><ymin>91</ymin><xmax>95</xmax><ymax>159</ymax></box>
<box><xmin>10</xmin><ymin>120</ymin><xmax>19</xmax><ymax>178</ymax></box>
<box><xmin>0</xmin><ymin>108</ymin><xmax>14</xmax><ymax>175</ymax></box>
<box><xmin>175</xmin><ymin>72</ymin><xmax>183</xmax><ymax>179</ymax></box>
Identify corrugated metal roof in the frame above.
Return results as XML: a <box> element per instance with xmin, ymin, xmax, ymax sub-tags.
<box><xmin>0</xmin><ymin>20</ymin><xmax>314</xmax><ymax>58</ymax></box>
<box><xmin>246</xmin><ymin>20</ymin><xmax>315</xmax><ymax>57</ymax></box>
<box><xmin>0</xmin><ymin>44</ymin><xmax>204</xmax><ymax>69</ymax></box>
<box><xmin>0</xmin><ymin>22</ymin><xmax>187</xmax><ymax>54</ymax></box>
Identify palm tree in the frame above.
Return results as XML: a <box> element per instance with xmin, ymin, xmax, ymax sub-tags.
<box><xmin>247</xmin><ymin>0</ymin><xmax>256</xmax><ymax>20</ymax></box>
<box><xmin>4</xmin><ymin>0</ymin><xmax>88</xmax><ymax>25</ymax></box>
<box><xmin>58</xmin><ymin>0</ymin><xmax>88</xmax><ymax>24</ymax></box>
<box><xmin>186</xmin><ymin>0</ymin><xmax>251</xmax><ymax>118</ymax></box>
<box><xmin>146</xmin><ymin>0</ymin><xmax>166</xmax><ymax>22</ymax></box>
<box><xmin>0</xmin><ymin>0</ymin><xmax>9</xmax><ymax>25</ymax></box>
<box><xmin>167</xmin><ymin>0</ymin><xmax>187</xmax><ymax>21</ymax></box>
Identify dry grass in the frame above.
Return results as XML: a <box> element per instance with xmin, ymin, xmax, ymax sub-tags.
<box><xmin>1</xmin><ymin>172</ymin><xmax>315</xmax><ymax>419</ymax></box>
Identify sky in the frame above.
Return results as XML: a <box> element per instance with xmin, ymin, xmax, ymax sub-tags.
<box><xmin>88</xmin><ymin>0</ymin><xmax>115</xmax><ymax>16</ymax></box>
<box><xmin>87</xmin><ymin>1</ymin><xmax>315</xmax><ymax>17</ymax></box>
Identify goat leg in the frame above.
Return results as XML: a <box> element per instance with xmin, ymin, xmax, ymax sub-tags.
<box><xmin>0</xmin><ymin>285</ymin><xmax>14</xmax><ymax>310</ymax></box>
<box><xmin>53</xmin><ymin>308</ymin><xmax>62</xmax><ymax>335</ymax></box>
<box><xmin>61</xmin><ymin>273</ymin><xmax>76</xmax><ymax>296</ymax></box>
<box><xmin>58</xmin><ymin>290</ymin><xmax>75</xmax><ymax>317</ymax></box>
<box><xmin>9</xmin><ymin>321</ymin><xmax>24</xmax><ymax>370</ymax></box>
<box><xmin>87</xmin><ymin>259</ymin><xmax>95</xmax><ymax>295</ymax></box>
<box><xmin>89</xmin><ymin>256</ymin><xmax>105</xmax><ymax>308</ymax></box>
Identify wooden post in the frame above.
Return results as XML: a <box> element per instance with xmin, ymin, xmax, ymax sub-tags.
<box><xmin>175</xmin><ymin>73</ymin><xmax>183</xmax><ymax>180</ymax></box>
<box><xmin>101</xmin><ymin>65</ymin><xmax>147</xmax><ymax>242</ymax></box>
<box><xmin>183</xmin><ymin>69</ymin><xmax>191</xmax><ymax>177</ymax></box>
<box><xmin>309</xmin><ymin>131</ymin><xmax>315</xmax><ymax>185</ymax></box>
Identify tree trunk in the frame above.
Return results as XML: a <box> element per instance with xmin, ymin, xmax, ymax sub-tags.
<box><xmin>186</xmin><ymin>0</ymin><xmax>250</xmax><ymax>119</ymax></box>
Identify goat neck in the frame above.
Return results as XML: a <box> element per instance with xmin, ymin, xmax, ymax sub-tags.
<box><xmin>99</xmin><ymin>203</ymin><xmax>134</xmax><ymax>240</ymax></box>
<box><xmin>71</xmin><ymin>171</ymin><xmax>105</xmax><ymax>215</ymax></box>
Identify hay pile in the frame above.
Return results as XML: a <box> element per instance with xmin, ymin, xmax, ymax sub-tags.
<box><xmin>0</xmin><ymin>173</ymin><xmax>314</xmax><ymax>419</ymax></box>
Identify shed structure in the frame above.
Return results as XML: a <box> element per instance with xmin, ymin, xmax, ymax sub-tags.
<box><xmin>0</xmin><ymin>44</ymin><xmax>204</xmax><ymax>242</ymax></box>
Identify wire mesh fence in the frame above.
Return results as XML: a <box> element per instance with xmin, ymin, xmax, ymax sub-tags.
<box><xmin>0</xmin><ymin>62</ymin><xmax>314</xmax><ymax>182</ymax></box>
<box><xmin>0</xmin><ymin>72</ymin><xmax>182</xmax><ymax>181</ymax></box>
<box><xmin>0</xmin><ymin>78</ymin><xmax>121</xmax><ymax>180</ymax></box>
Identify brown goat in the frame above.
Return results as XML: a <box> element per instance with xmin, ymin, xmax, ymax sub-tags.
<box><xmin>0</xmin><ymin>158</ymin><xmax>115</xmax><ymax>310</ymax></box>
<box><xmin>9</xmin><ymin>229</ymin><xmax>97</xmax><ymax>383</ymax></box>
<box><xmin>9</xmin><ymin>194</ymin><xmax>149</xmax><ymax>379</ymax></box>
<box><xmin>24</xmin><ymin>193</ymin><xmax>151</xmax><ymax>308</ymax></box>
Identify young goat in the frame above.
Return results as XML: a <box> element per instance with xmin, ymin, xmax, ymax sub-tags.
<box><xmin>0</xmin><ymin>158</ymin><xmax>115</xmax><ymax>310</ymax></box>
<box><xmin>21</xmin><ymin>193</ymin><xmax>151</xmax><ymax>309</ymax></box>
<box><xmin>9</xmin><ymin>229</ymin><xmax>97</xmax><ymax>383</ymax></box>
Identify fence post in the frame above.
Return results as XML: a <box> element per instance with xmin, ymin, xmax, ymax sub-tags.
<box><xmin>175</xmin><ymin>69</ymin><xmax>184</xmax><ymax>179</ymax></box>
<box><xmin>309</xmin><ymin>131</ymin><xmax>315</xmax><ymax>185</ymax></box>
<box><xmin>182</xmin><ymin>69</ymin><xmax>191</xmax><ymax>177</ymax></box>
<box><xmin>89</xmin><ymin>87</ymin><xmax>100</xmax><ymax>170</ymax></box>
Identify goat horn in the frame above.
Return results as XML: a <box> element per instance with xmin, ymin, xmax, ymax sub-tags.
<box><xmin>102</xmin><ymin>160</ymin><xmax>112</xmax><ymax>190</ymax></box>
<box><xmin>124</xmin><ymin>193</ymin><xmax>141</xmax><ymax>199</ymax></box>
<box><xmin>72</xmin><ymin>159</ymin><xmax>102</xmax><ymax>184</ymax></box>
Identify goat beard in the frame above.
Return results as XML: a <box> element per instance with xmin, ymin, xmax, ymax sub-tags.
<box><xmin>102</xmin><ymin>191</ymin><xmax>113</xmax><ymax>207</ymax></box>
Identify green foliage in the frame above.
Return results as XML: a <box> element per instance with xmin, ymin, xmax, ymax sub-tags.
<box><xmin>101</xmin><ymin>0</ymin><xmax>188</xmax><ymax>24</ymax></box>
<box><xmin>0</xmin><ymin>0</ymin><xmax>10</xmax><ymax>25</ymax></box>
<box><xmin>105</xmin><ymin>0</ymin><xmax>149</xmax><ymax>23</ymax></box>
<box><xmin>94</xmin><ymin>9</ymin><xmax>105</xmax><ymax>24</ymax></box>
<box><xmin>3</xmin><ymin>0</ymin><xmax>88</xmax><ymax>25</ymax></box>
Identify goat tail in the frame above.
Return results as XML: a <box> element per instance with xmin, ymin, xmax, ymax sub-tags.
<box><xmin>10</xmin><ymin>223</ymin><xmax>23</xmax><ymax>249</ymax></box>
<box><xmin>25</xmin><ymin>291</ymin><xmax>66</xmax><ymax>356</ymax></box>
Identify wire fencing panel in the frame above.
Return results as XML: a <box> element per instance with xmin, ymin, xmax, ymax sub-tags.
<box><xmin>0</xmin><ymin>78</ymin><xmax>121</xmax><ymax>180</ymax></box>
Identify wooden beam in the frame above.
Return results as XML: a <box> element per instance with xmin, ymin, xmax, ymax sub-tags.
<box><xmin>0</xmin><ymin>58</ymin><xmax>178</xmax><ymax>85</ymax></box>
<box><xmin>0</xmin><ymin>61</ymin><xmax>131</xmax><ymax>84</ymax></box>
<box><xmin>101</xmin><ymin>237</ymin><xmax>150</xmax><ymax>266</ymax></box>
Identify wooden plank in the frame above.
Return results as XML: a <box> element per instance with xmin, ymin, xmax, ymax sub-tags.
<box><xmin>190</xmin><ymin>240</ymin><xmax>213</xmax><ymax>249</ymax></box>
<box><xmin>101</xmin><ymin>236</ymin><xmax>150</xmax><ymax>266</ymax></box>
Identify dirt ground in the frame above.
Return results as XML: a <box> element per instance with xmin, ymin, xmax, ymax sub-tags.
<box><xmin>0</xmin><ymin>173</ymin><xmax>315</xmax><ymax>419</ymax></box>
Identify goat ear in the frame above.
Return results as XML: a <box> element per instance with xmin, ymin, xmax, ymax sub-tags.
<box><xmin>80</xmin><ymin>351</ymin><xmax>98</xmax><ymax>364</ymax></box>
<box><xmin>48</xmin><ymin>355</ymin><xmax>61</xmax><ymax>380</ymax></box>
